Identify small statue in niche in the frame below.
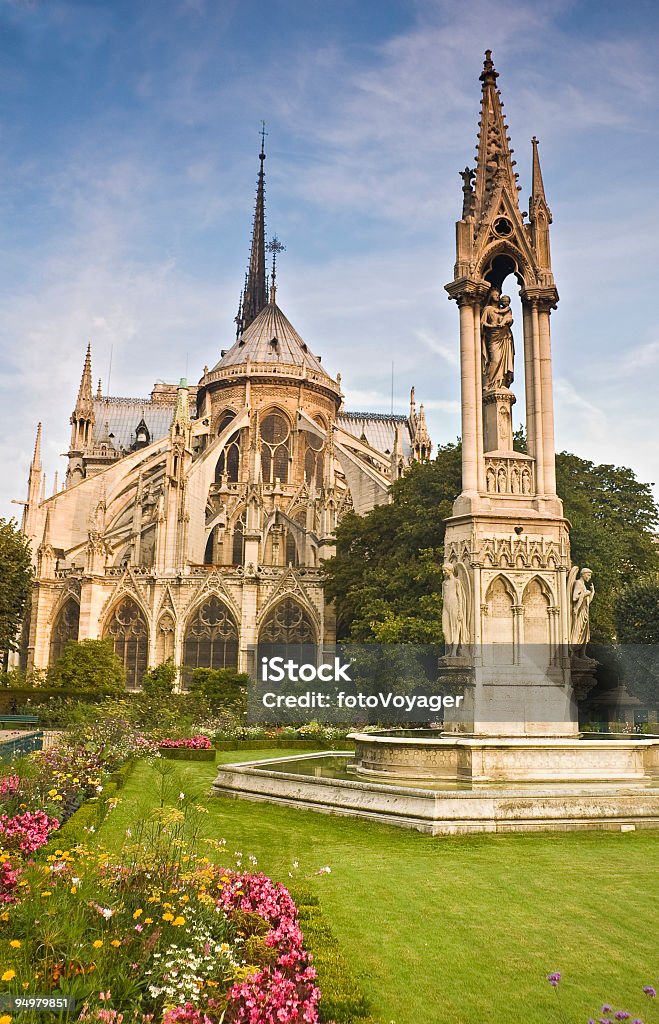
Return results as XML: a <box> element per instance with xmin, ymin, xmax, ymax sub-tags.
<box><xmin>442</xmin><ymin>563</ymin><xmax>468</xmax><ymax>657</ymax></box>
<box><xmin>481</xmin><ymin>288</ymin><xmax>515</xmax><ymax>391</ymax></box>
<box><xmin>569</xmin><ymin>567</ymin><xmax>595</xmax><ymax>658</ymax></box>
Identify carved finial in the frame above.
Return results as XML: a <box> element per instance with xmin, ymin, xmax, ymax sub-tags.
<box><xmin>480</xmin><ymin>49</ymin><xmax>498</xmax><ymax>84</ymax></box>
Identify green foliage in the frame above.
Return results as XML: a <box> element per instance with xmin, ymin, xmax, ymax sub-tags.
<box><xmin>324</xmin><ymin>442</ymin><xmax>461</xmax><ymax>640</ymax></box>
<box><xmin>556</xmin><ymin>453</ymin><xmax>659</xmax><ymax>641</ymax></box>
<box><xmin>47</xmin><ymin>638</ymin><xmax>126</xmax><ymax>694</ymax></box>
<box><xmin>612</xmin><ymin>576</ymin><xmax>659</xmax><ymax>707</ymax></box>
<box><xmin>141</xmin><ymin>659</ymin><xmax>177</xmax><ymax>696</ymax></box>
<box><xmin>189</xmin><ymin>666</ymin><xmax>250</xmax><ymax>703</ymax></box>
<box><xmin>289</xmin><ymin>885</ymin><xmax>374</xmax><ymax>1023</ymax></box>
<box><xmin>0</xmin><ymin>518</ymin><xmax>32</xmax><ymax>664</ymax></box>
<box><xmin>614</xmin><ymin>576</ymin><xmax>659</xmax><ymax>644</ymax></box>
<box><xmin>325</xmin><ymin>438</ymin><xmax>659</xmax><ymax>645</ymax></box>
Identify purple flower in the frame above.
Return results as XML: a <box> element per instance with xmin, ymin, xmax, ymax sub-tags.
<box><xmin>631</xmin><ymin>1019</ymin><xmax>644</xmax><ymax>1023</ymax></box>
<box><xmin>547</xmin><ymin>972</ymin><xmax>561</xmax><ymax>987</ymax></box>
<box><xmin>615</xmin><ymin>1014</ymin><xmax>631</xmax><ymax>1021</ymax></box>
<box><xmin>602</xmin><ymin>1008</ymin><xmax>613</xmax><ymax>1014</ymax></box>
<box><xmin>642</xmin><ymin>987</ymin><xmax>656</xmax><ymax>998</ymax></box>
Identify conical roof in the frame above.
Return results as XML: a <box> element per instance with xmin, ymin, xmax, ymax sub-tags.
<box><xmin>212</xmin><ymin>290</ymin><xmax>332</xmax><ymax>378</ymax></box>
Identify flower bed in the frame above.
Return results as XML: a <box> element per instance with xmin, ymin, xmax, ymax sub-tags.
<box><xmin>1</xmin><ymin>840</ymin><xmax>320</xmax><ymax>1022</ymax></box>
<box><xmin>160</xmin><ymin>736</ymin><xmax>213</xmax><ymax>749</ymax></box>
<box><xmin>159</xmin><ymin>737</ymin><xmax>215</xmax><ymax>761</ymax></box>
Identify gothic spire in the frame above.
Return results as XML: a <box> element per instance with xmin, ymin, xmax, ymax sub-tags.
<box><xmin>472</xmin><ymin>50</ymin><xmax>520</xmax><ymax>225</ymax></box>
<box><xmin>76</xmin><ymin>343</ymin><xmax>94</xmax><ymax>417</ymax></box>
<box><xmin>529</xmin><ymin>136</ymin><xmax>553</xmax><ymax>274</ymax></box>
<box><xmin>240</xmin><ymin>129</ymin><xmax>268</xmax><ymax>333</ymax></box>
<box><xmin>529</xmin><ymin>136</ymin><xmax>552</xmax><ymax>223</ymax></box>
<box><xmin>31</xmin><ymin>421</ymin><xmax>42</xmax><ymax>474</ymax></box>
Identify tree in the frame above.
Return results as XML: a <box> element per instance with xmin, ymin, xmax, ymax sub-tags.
<box><xmin>188</xmin><ymin>667</ymin><xmax>250</xmax><ymax>704</ymax></box>
<box><xmin>48</xmin><ymin>639</ymin><xmax>125</xmax><ymax>694</ymax></box>
<box><xmin>612</xmin><ymin>577</ymin><xmax>659</xmax><ymax>708</ymax></box>
<box><xmin>141</xmin><ymin>660</ymin><xmax>177</xmax><ymax>697</ymax></box>
<box><xmin>324</xmin><ymin>442</ymin><xmax>461</xmax><ymax>641</ymax></box>
<box><xmin>0</xmin><ymin>519</ymin><xmax>32</xmax><ymax>670</ymax></box>
<box><xmin>556</xmin><ymin>454</ymin><xmax>659</xmax><ymax>642</ymax></box>
<box><xmin>324</xmin><ymin>441</ymin><xmax>659</xmax><ymax>645</ymax></box>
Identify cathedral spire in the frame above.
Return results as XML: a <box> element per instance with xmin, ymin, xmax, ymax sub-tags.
<box><xmin>31</xmin><ymin>421</ymin><xmax>42</xmax><ymax>474</ymax></box>
<box><xmin>76</xmin><ymin>343</ymin><xmax>94</xmax><ymax>417</ymax></box>
<box><xmin>529</xmin><ymin>136</ymin><xmax>553</xmax><ymax>273</ymax></box>
<box><xmin>68</xmin><ymin>344</ymin><xmax>95</xmax><ymax>478</ymax></box>
<box><xmin>240</xmin><ymin>128</ymin><xmax>268</xmax><ymax>333</ymax></box>
<box><xmin>472</xmin><ymin>49</ymin><xmax>520</xmax><ymax>225</ymax></box>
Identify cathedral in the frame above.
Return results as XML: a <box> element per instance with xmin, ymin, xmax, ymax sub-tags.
<box><xmin>20</xmin><ymin>138</ymin><xmax>433</xmax><ymax>688</ymax></box>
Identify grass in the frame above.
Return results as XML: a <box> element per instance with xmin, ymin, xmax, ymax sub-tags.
<box><xmin>96</xmin><ymin>750</ymin><xmax>659</xmax><ymax>1024</ymax></box>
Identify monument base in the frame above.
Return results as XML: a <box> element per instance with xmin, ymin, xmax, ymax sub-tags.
<box><xmin>349</xmin><ymin>732</ymin><xmax>659</xmax><ymax>784</ymax></box>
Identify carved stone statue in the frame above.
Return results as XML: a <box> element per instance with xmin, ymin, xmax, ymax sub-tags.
<box><xmin>442</xmin><ymin>563</ymin><xmax>468</xmax><ymax>656</ymax></box>
<box><xmin>481</xmin><ymin>289</ymin><xmax>515</xmax><ymax>390</ymax></box>
<box><xmin>569</xmin><ymin>567</ymin><xmax>595</xmax><ymax>657</ymax></box>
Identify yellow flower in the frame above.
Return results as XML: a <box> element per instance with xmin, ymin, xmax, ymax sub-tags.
<box><xmin>41</xmin><ymin>891</ymin><xmax>52</xmax><ymax>898</ymax></box>
<box><xmin>2</xmin><ymin>970</ymin><xmax>16</xmax><ymax>981</ymax></box>
<box><xmin>70</xmin><ymin>886</ymin><xmax>77</xmax><ymax>894</ymax></box>
<box><xmin>144</xmin><ymin>918</ymin><xmax>153</xmax><ymax>925</ymax></box>
<box><xmin>133</xmin><ymin>909</ymin><xmax>143</xmax><ymax>919</ymax></box>
<box><xmin>162</xmin><ymin>913</ymin><xmax>174</xmax><ymax>922</ymax></box>
<box><xmin>0</xmin><ymin>1013</ymin><xmax>11</xmax><ymax>1023</ymax></box>
<box><xmin>172</xmin><ymin>916</ymin><xmax>185</xmax><ymax>927</ymax></box>
<box><xmin>92</xmin><ymin>940</ymin><xmax>103</xmax><ymax>949</ymax></box>
<box><xmin>9</xmin><ymin>941</ymin><xmax>20</xmax><ymax>949</ymax></box>
<box><xmin>110</xmin><ymin>940</ymin><xmax>121</xmax><ymax>948</ymax></box>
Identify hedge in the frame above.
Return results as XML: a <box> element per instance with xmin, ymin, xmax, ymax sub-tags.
<box><xmin>215</xmin><ymin>738</ymin><xmax>355</xmax><ymax>751</ymax></box>
<box><xmin>290</xmin><ymin>884</ymin><xmax>378</xmax><ymax>1024</ymax></box>
<box><xmin>42</xmin><ymin>760</ymin><xmax>137</xmax><ymax>851</ymax></box>
<box><xmin>158</xmin><ymin>747</ymin><xmax>216</xmax><ymax>761</ymax></box>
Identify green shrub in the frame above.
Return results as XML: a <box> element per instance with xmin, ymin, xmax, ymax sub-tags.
<box><xmin>291</xmin><ymin>885</ymin><xmax>373</xmax><ymax>1023</ymax></box>
<box><xmin>48</xmin><ymin>639</ymin><xmax>125</xmax><ymax>694</ymax></box>
<box><xmin>141</xmin><ymin>660</ymin><xmax>177</xmax><ymax>697</ymax></box>
<box><xmin>189</xmin><ymin>667</ymin><xmax>250</xmax><ymax>703</ymax></box>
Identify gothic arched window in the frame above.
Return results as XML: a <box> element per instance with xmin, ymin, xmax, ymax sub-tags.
<box><xmin>285</xmin><ymin>530</ymin><xmax>298</xmax><ymax>567</ymax></box>
<box><xmin>304</xmin><ymin>429</ymin><xmax>324</xmax><ymax>489</ymax></box>
<box><xmin>103</xmin><ymin>598</ymin><xmax>149</xmax><ymax>690</ymax></box>
<box><xmin>259</xmin><ymin>598</ymin><xmax>316</xmax><ymax>645</ymax></box>
<box><xmin>50</xmin><ymin>599</ymin><xmax>80</xmax><ymax>665</ymax></box>
<box><xmin>261</xmin><ymin>412</ymin><xmax>290</xmax><ymax>485</ymax></box>
<box><xmin>183</xmin><ymin>597</ymin><xmax>239</xmax><ymax>678</ymax></box>
<box><xmin>231</xmin><ymin>515</ymin><xmax>246</xmax><ymax>565</ymax></box>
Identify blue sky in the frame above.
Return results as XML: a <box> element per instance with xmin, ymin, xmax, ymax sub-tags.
<box><xmin>1</xmin><ymin>0</ymin><xmax>659</xmax><ymax>521</ymax></box>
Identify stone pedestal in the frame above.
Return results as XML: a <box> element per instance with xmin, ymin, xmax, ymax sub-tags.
<box><xmin>483</xmin><ymin>387</ymin><xmax>515</xmax><ymax>453</ymax></box>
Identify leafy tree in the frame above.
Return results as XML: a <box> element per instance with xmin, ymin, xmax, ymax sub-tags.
<box><xmin>614</xmin><ymin>577</ymin><xmax>659</xmax><ymax>644</ymax></box>
<box><xmin>324</xmin><ymin>442</ymin><xmax>461</xmax><ymax>641</ymax></box>
<box><xmin>324</xmin><ymin>439</ymin><xmax>659</xmax><ymax>645</ymax></box>
<box><xmin>189</xmin><ymin>667</ymin><xmax>250</xmax><ymax>704</ymax></box>
<box><xmin>48</xmin><ymin>639</ymin><xmax>125</xmax><ymax>694</ymax></box>
<box><xmin>556</xmin><ymin>454</ymin><xmax>659</xmax><ymax>641</ymax></box>
<box><xmin>612</xmin><ymin>576</ymin><xmax>659</xmax><ymax>708</ymax></box>
<box><xmin>0</xmin><ymin>519</ymin><xmax>32</xmax><ymax>670</ymax></box>
<box><xmin>141</xmin><ymin>660</ymin><xmax>177</xmax><ymax>697</ymax></box>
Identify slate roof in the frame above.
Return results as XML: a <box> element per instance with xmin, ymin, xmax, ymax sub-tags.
<box><xmin>92</xmin><ymin>398</ymin><xmax>179</xmax><ymax>451</ymax></box>
<box><xmin>338</xmin><ymin>412</ymin><xmax>413</xmax><ymax>457</ymax></box>
<box><xmin>212</xmin><ymin>296</ymin><xmax>331</xmax><ymax>378</ymax></box>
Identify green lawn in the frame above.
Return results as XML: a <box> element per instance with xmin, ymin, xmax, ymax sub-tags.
<box><xmin>97</xmin><ymin>751</ymin><xmax>659</xmax><ymax>1024</ymax></box>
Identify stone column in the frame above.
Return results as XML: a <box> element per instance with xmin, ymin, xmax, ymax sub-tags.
<box><xmin>458</xmin><ymin>299</ymin><xmax>478</xmax><ymax>496</ymax></box>
<box><xmin>538</xmin><ymin>304</ymin><xmax>557</xmax><ymax>496</ymax></box>
<box><xmin>522</xmin><ymin>303</ymin><xmax>537</xmax><ymax>460</ymax></box>
<box><xmin>472</xmin><ymin>303</ymin><xmax>485</xmax><ymax>491</ymax></box>
<box><xmin>530</xmin><ymin>301</ymin><xmax>545</xmax><ymax>496</ymax></box>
